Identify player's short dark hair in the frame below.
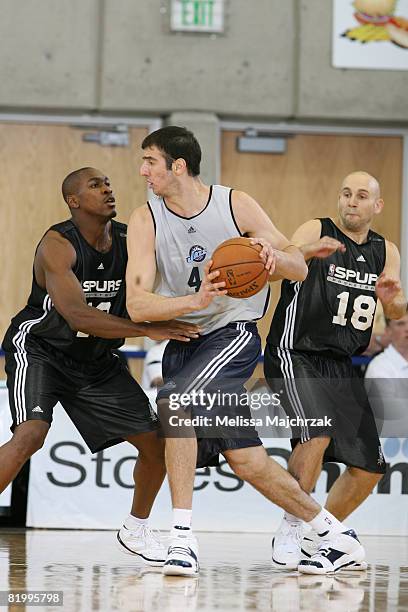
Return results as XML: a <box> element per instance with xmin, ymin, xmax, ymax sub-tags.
<box><xmin>62</xmin><ymin>167</ymin><xmax>94</xmax><ymax>203</ymax></box>
<box><xmin>142</xmin><ymin>126</ymin><xmax>201</xmax><ymax>177</ymax></box>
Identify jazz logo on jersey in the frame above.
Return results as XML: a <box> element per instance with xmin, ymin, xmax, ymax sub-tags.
<box><xmin>186</xmin><ymin>245</ymin><xmax>207</xmax><ymax>264</ymax></box>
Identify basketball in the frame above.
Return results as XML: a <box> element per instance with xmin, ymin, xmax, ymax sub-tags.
<box><xmin>210</xmin><ymin>237</ymin><xmax>268</xmax><ymax>298</ymax></box>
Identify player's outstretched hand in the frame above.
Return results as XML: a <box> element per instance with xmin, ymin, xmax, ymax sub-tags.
<box><xmin>304</xmin><ymin>236</ymin><xmax>346</xmax><ymax>260</ymax></box>
<box><xmin>250</xmin><ymin>237</ymin><xmax>277</xmax><ymax>276</ymax></box>
<box><xmin>191</xmin><ymin>261</ymin><xmax>227</xmax><ymax>311</ymax></box>
<box><xmin>375</xmin><ymin>272</ymin><xmax>402</xmax><ymax>305</ymax></box>
<box><xmin>146</xmin><ymin>320</ymin><xmax>202</xmax><ymax>342</ymax></box>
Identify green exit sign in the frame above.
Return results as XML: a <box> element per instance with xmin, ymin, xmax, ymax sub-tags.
<box><xmin>171</xmin><ymin>0</ymin><xmax>224</xmax><ymax>33</ymax></box>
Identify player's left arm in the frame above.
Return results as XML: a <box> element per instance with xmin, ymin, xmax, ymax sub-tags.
<box><xmin>231</xmin><ymin>190</ymin><xmax>307</xmax><ymax>281</ymax></box>
<box><xmin>376</xmin><ymin>240</ymin><xmax>407</xmax><ymax>320</ymax></box>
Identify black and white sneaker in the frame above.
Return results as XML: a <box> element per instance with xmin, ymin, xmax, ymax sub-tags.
<box><xmin>298</xmin><ymin>529</ymin><xmax>365</xmax><ymax>575</ymax></box>
<box><xmin>301</xmin><ymin>533</ymin><xmax>368</xmax><ymax>571</ymax></box>
<box><xmin>162</xmin><ymin>535</ymin><xmax>199</xmax><ymax>577</ymax></box>
<box><xmin>116</xmin><ymin>524</ymin><xmax>166</xmax><ymax>566</ymax></box>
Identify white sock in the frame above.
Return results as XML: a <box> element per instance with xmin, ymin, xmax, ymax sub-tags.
<box><xmin>171</xmin><ymin>508</ymin><xmax>192</xmax><ymax>536</ymax></box>
<box><xmin>124</xmin><ymin>514</ymin><xmax>149</xmax><ymax>530</ymax></box>
<box><xmin>284</xmin><ymin>512</ymin><xmax>302</xmax><ymax>525</ymax></box>
<box><xmin>308</xmin><ymin>509</ymin><xmax>345</xmax><ymax>537</ymax></box>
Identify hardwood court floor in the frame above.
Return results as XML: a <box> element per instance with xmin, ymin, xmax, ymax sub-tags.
<box><xmin>0</xmin><ymin>530</ymin><xmax>407</xmax><ymax>611</ymax></box>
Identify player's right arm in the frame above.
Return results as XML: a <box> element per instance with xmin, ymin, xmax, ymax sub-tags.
<box><xmin>126</xmin><ymin>206</ymin><xmax>226</xmax><ymax>322</ymax></box>
<box><xmin>35</xmin><ymin>231</ymin><xmax>200</xmax><ymax>342</ymax></box>
<box><xmin>291</xmin><ymin>219</ymin><xmax>346</xmax><ymax>261</ymax></box>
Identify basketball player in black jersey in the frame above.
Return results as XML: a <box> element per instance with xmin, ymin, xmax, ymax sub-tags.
<box><xmin>265</xmin><ymin>171</ymin><xmax>407</xmax><ymax>573</ymax></box>
<box><xmin>0</xmin><ymin>167</ymin><xmax>201</xmax><ymax>566</ymax></box>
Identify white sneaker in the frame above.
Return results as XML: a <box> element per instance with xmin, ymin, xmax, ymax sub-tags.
<box><xmin>163</xmin><ymin>534</ymin><xmax>199</xmax><ymax>576</ymax></box>
<box><xmin>116</xmin><ymin>524</ymin><xmax>166</xmax><ymax>566</ymax></box>
<box><xmin>298</xmin><ymin>529</ymin><xmax>365</xmax><ymax>575</ymax></box>
<box><xmin>272</xmin><ymin>519</ymin><xmax>304</xmax><ymax>569</ymax></box>
<box><xmin>301</xmin><ymin>534</ymin><xmax>368</xmax><ymax>571</ymax></box>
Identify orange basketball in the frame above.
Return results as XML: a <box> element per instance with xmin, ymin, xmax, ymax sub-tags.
<box><xmin>210</xmin><ymin>237</ymin><xmax>268</xmax><ymax>298</ymax></box>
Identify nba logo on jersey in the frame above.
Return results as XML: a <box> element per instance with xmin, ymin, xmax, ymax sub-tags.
<box><xmin>186</xmin><ymin>245</ymin><xmax>207</xmax><ymax>264</ymax></box>
<box><xmin>328</xmin><ymin>264</ymin><xmax>336</xmax><ymax>276</ymax></box>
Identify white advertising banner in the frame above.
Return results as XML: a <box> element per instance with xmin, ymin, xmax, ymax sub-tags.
<box><xmin>22</xmin><ymin>401</ymin><xmax>408</xmax><ymax>535</ymax></box>
<box><xmin>332</xmin><ymin>0</ymin><xmax>408</xmax><ymax>70</ymax></box>
<box><xmin>0</xmin><ymin>389</ymin><xmax>13</xmax><ymax>507</ymax></box>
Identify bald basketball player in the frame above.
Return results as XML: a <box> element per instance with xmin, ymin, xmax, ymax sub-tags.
<box><xmin>126</xmin><ymin>127</ymin><xmax>368</xmax><ymax>577</ymax></box>
<box><xmin>265</xmin><ymin>171</ymin><xmax>407</xmax><ymax>573</ymax></box>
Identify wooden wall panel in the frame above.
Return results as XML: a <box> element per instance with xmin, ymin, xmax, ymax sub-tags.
<box><xmin>0</xmin><ymin>123</ymin><xmax>148</xmax><ymax>347</ymax></box>
<box><xmin>0</xmin><ymin>128</ymin><xmax>403</xmax><ymax>380</ymax></box>
<box><xmin>221</xmin><ymin>132</ymin><xmax>403</xmax><ymax>345</ymax></box>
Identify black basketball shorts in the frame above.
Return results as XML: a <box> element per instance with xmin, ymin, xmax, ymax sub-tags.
<box><xmin>157</xmin><ymin>321</ymin><xmax>263</xmax><ymax>468</ymax></box>
<box><xmin>3</xmin><ymin>330</ymin><xmax>158</xmax><ymax>453</ymax></box>
<box><xmin>264</xmin><ymin>345</ymin><xmax>386</xmax><ymax>474</ymax></box>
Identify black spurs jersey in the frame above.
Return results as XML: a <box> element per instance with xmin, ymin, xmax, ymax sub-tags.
<box><xmin>267</xmin><ymin>218</ymin><xmax>386</xmax><ymax>358</ymax></box>
<box><xmin>5</xmin><ymin>219</ymin><xmax>128</xmax><ymax>362</ymax></box>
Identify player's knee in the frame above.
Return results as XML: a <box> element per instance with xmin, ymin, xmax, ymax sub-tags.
<box><xmin>136</xmin><ymin>436</ymin><xmax>165</xmax><ymax>465</ymax></box>
<box><xmin>141</xmin><ymin>446</ymin><xmax>165</xmax><ymax>466</ymax></box>
<box><xmin>23</xmin><ymin>431</ymin><xmax>47</xmax><ymax>456</ymax></box>
<box><xmin>227</xmin><ymin>454</ymin><xmax>266</xmax><ymax>483</ymax></box>
<box><xmin>348</xmin><ymin>466</ymin><xmax>383</xmax><ymax>485</ymax></box>
<box><xmin>306</xmin><ymin>436</ymin><xmax>330</xmax><ymax>448</ymax></box>
<box><xmin>297</xmin><ymin>436</ymin><xmax>331</xmax><ymax>456</ymax></box>
<box><xmin>13</xmin><ymin>423</ymin><xmax>48</xmax><ymax>458</ymax></box>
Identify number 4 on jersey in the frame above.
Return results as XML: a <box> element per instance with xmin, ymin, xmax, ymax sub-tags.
<box><xmin>333</xmin><ymin>291</ymin><xmax>376</xmax><ymax>331</ymax></box>
<box><xmin>188</xmin><ymin>266</ymin><xmax>202</xmax><ymax>292</ymax></box>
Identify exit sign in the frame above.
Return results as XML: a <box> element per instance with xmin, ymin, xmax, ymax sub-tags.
<box><xmin>171</xmin><ymin>0</ymin><xmax>224</xmax><ymax>33</ymax></box>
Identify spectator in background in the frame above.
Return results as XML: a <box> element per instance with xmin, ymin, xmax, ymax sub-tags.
<box><xmin>365</xmin><ymin>313</ymin><xmax>408</xmax><ymax>438</ymax></box>
<box><xmin>365</xmin><ymin>313</ymin><xmax>408</xmax><ymax>379</ymax></box>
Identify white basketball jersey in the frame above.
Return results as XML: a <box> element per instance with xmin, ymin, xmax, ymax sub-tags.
<box><xmin>148</xmin><ymin>185</ymin><xmax>270</xmax><ymax>334</ymax></box>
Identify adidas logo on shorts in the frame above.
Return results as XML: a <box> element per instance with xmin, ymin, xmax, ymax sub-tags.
<box><xmin>32</xmin><ymin>406</ymin><xmax>44</xmax><ymax>413</ymax></box>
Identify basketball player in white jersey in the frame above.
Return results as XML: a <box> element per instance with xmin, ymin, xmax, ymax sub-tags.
<box><xmin>126</xmin><ymin>126</ymin><xmax>367</xmax><ymax>576</ymax></box>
